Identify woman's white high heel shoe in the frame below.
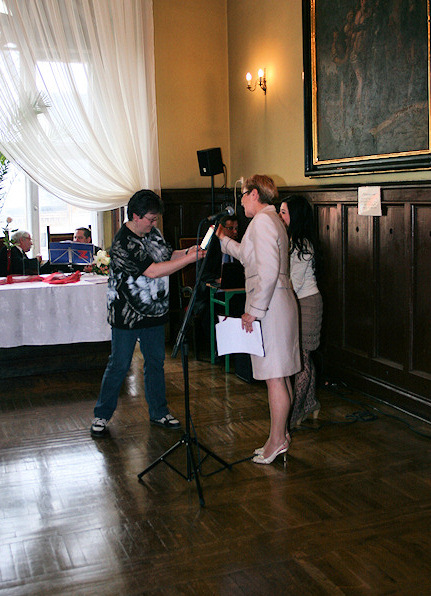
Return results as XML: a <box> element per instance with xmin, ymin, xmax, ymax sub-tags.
<box><xmin>252</xmin><ymin>439</ymin><xmax>289</xmax><ymax>465</ymax></box>
<box><xmin>254</xmin><ymin>432</ymin><xmax>291</xmax><ymax>456</ymax></box>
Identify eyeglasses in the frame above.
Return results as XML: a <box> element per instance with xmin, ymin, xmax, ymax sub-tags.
<box><xmin>223</xmin><ymin>226</ymin><xmax>238</xmax><ymax>231</ymax></box>
<box><xmin>143</xmin><ymin>214</ymin><xmax>159</xmax><ymax>224</ymax></box>
<box><xmin>239</xmin><ymin>190</ymin><xmax>251</xmax><ymax>199</ymax></box>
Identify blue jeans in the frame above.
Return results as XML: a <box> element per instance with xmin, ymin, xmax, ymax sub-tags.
<box><xmin>94</xmin><ymin>325</ymin><xmax>168</xmax><ymax>421</ymax></box>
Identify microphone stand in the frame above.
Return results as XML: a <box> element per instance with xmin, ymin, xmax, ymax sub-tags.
<box><xmin>210</xmin><ymin>174</ymin><xmax>215</xmax><ymax>214</ymax></box>
<box><xmin>137</xmin><ymin>225</ymin><xmax>231</xmax><ymax>507</ymax></box>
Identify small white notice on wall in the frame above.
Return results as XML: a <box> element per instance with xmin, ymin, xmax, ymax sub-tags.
<box><xmin>358</xmin><ymin>186</ymin><xmax>382</xmax><ymax>216</ymax></box>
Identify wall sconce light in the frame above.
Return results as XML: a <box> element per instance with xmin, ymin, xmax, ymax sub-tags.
<box><xmin>246</xmin><ymin>68</ymin><xmax>267</xmax><ymax>95</ymax></box>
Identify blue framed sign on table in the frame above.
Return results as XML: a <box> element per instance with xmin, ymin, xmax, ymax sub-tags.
<box><xmin>302</xmin><ymin>0</ymin><xmax>431</xmax><ymax>176</ymax></box>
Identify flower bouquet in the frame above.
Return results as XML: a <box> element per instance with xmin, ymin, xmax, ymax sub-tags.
<box><xmin>1</xmin><ymin>217</ymin><xmax>18</xmax><ymax>276</ymax></box>
<box><xmin>86</xmin><ymin>249</ymin><xmax>110</xmax><ymax>275</ymax></box>
<box><xmin>2</xmin><ymin>217</ymin><xmax>17</xmax><ymax>249</ymax></box>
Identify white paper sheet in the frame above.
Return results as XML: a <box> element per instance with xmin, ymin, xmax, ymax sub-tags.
<box><xmin>358</xmin><ymin>186</ymin><xmax>382</xmax><ymax>216</ymax></box>
<box><xmin>215</xmin><ymin>316</ymin><xmax>264</xmax><ymax>356</ymax></box>
<box><xmin>81</xmin><ymin>274</ymin><xmax>108</xmax><ymax>283</ymax></box>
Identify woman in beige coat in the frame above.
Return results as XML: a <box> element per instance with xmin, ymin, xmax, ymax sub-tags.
<box><xmin>217</xmin><ymin>175</ymin><xmax>300</xmax><ymax>464</ymax></box>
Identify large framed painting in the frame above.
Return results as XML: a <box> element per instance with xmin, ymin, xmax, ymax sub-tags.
<box><xmin>303</xmin><ymin>0</ymin><xmax>431</xmax><ymax>176</ymax></box>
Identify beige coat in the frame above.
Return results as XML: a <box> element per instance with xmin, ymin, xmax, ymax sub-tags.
<box><xmin>221</xmin><ymin>204</ymin><xmax>300</xmax><ymax>380</ymax></box>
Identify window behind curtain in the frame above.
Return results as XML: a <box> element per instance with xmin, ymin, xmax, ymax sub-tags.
<box><xmin>1</xmin><ymin>164</ymin><xmax>98</xmax><ymax>260</ymax></box>
<box><xmin>0</xmin><ymin>56</ymin><xmax>98</xmax><ymax>260</ymax></box>
<box><xmin>0</xmin><ymin>0</ymin><xmax>160</xmax><ymax>211</ymax></box>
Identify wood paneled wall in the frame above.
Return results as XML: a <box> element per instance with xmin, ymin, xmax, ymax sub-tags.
<box><xmin>300</xmin><ymin>184</ymin><xmax>431</xmax><ymax>421</ymax></box>
<box><xmin>161</xmin><ymin>184</ymin><xmax>431</xmax><ymax>420</ymax></box>
<box><xmin>161</xmin><ymin>187</ymin><xmax>236</xmax><ymax>242</ymax></box>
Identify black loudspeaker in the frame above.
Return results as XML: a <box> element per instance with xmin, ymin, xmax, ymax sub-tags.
<box><xmin>197</xmin><ymin>147</ymin><xmax>224</xmax><ymax>176</ymax></box>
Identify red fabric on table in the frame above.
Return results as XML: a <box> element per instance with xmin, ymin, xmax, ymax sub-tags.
<box><xmin>0</xmin><ymin>271</ymin><xmax>82</xmax><ymax>285</ymax></box>
<box><xmin>0</xmin><ymin>274</ymin><xmax>44</xmax><ymax>285</ymax></box>
<box><xmin>43</xmin><ymin>271</ymin><xmax>81</xmax><ymax>284</ymax></box>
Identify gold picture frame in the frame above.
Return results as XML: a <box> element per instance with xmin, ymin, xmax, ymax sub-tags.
<box><xmin>303</xmin><ymin>0</ymin><xmax>431</xmax><ymax>176</ymax></box>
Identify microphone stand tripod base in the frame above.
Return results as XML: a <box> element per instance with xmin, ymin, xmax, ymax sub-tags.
<box><xmin>137</xmin><ymin>429</ymin><xmax>231</xmax><ymax>508</ymax></box>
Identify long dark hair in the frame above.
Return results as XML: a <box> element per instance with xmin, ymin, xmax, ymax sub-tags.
<box><xmin>282</xmin><ymin>194</ymin><xmax>322</xmax><ymax>279</ymax></box>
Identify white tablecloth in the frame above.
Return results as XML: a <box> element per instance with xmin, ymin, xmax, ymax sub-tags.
<box><xmin>0</xmin><ymin>274</ymin><xmax>111</xmax><ymax>348</ymax></box>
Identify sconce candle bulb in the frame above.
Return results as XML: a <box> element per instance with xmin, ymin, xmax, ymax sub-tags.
<box><xmin>245</xmin><ymin>68</ymin><xmax>267</xmax><ymax>95</ymax></box>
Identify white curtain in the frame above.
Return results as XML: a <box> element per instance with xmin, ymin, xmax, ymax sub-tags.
<box><xmin>0</xmin><ymin>0</ymin><xmax>160</xmax><ymax>211</ymax></box>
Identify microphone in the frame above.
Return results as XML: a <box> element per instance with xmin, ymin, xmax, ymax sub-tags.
<box><xmin>207</xmin><ymin>205</ymin><xmax>235</xmax><ymax>222</ymax></box>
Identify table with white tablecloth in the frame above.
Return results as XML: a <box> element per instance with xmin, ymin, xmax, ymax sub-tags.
<box><xmin>0</xmin><ymin>274</ymin><xmax>111</xmax><ymax>377</ymax></box>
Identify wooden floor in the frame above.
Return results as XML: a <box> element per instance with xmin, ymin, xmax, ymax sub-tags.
<box><xmin>1</xmin><ymin>347</ymin><xmax>431</xmax><ymax>595</ymax></box>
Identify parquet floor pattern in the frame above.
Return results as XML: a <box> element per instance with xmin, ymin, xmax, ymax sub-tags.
<box><xmin>1</xmin><ymin>347</ymin><xmax>431</xmax><ymax>595</ymax></box>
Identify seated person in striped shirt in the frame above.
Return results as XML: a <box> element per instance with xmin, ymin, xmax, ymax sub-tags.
<box><xmin>219</xmin><ymin>214</ymin><xmax>239</xmax><ymax>263</ymax></box>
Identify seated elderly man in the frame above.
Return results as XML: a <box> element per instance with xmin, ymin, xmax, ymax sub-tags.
<box><xmin>0</xmin><ymin>231</ymin><xmax>40</xmax><ymax>276</ymax></box>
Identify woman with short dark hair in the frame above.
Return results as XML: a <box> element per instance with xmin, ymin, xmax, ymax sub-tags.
<box><xmin>91</xmin><ymin>189</ymin><xmax>206</xmax><ymax>437</ymax></box>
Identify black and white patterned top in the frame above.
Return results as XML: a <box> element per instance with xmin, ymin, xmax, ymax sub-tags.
<box><xmin>106</xmin><ymin>224</ymin><xmax>173</xmax><ymax>329</ymax></box>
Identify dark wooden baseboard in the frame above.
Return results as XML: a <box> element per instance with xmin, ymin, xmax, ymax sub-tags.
<box><xmin>323</xmin><ymin>356</ymin><xmax>431</xmax><ymax>422</ymax></box>
<box><xmin>0</xmin><ymin>341</ymin><xmax>111</xmax><ymax>378</ymax></box>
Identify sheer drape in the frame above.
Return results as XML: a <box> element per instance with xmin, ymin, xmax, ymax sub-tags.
<box><xmin>0</xmin><ymin>0</ymin><xmax>160</xmax><ymax>210</ymax></box>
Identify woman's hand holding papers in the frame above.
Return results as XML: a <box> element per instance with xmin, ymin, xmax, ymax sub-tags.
<box><xmin>241</xmin><ymin>312</ymin><xmax>256</xmax><ymax>333</ymax></box>
<box><xmin>216</xmin><ymin>316</ymin><xmax>264</xmax><ymax>357</ymax></box>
